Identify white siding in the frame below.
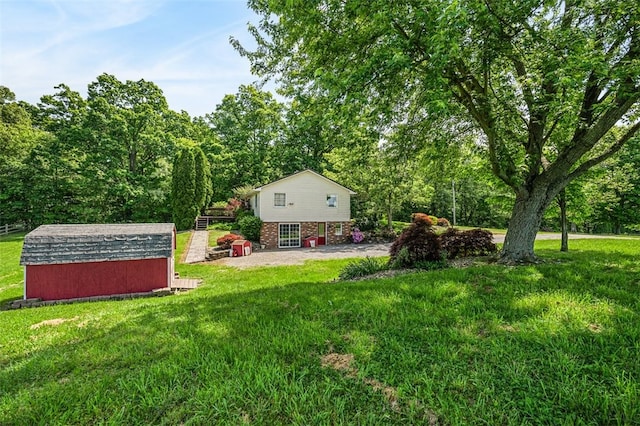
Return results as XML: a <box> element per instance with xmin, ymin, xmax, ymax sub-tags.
<box><xmin>251</xmin><ymin>194</ymin><xmax>260</xmax><ymax>217</ymax></box>
<box><xmin>257</xmin><ymin>171</ymin><xmax>351</xmax><ymax>222</ymax></box>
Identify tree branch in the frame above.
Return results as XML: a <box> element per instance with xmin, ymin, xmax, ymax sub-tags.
<box><xmin>568</xmin><ymin>120</ymin><xmax>640</xmax><ymax>182</ymax></box>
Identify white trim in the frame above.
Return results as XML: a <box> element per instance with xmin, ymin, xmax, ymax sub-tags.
<box><xmin>167</xmin><ymin>255</ymin><xmax>174</xmax><ymax>287</ymax></box>
<box><xmin>326</xmin><ymin>193</ymin><xmax>338</xmax><ymax>208</ymax></box>
<box><xmin>23</xmin><ymin>267</ymin><xmax>26</xmax><ymax>300</ymax></box>
<box><xmin>335</xmin><ymin>223</ymin><xmax>343</xmax><ymax>236</ymax></box>
<box><xmin>274</xmin><ymin>192</ymin><xmax>286</xmax><ymax>207</ymax></box>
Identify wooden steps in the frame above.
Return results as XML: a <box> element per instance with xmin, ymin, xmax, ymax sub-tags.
<box><xmin>195</xmin><ymin>217</ymin><xmax>209</xmax><ymax>230</ymax></box>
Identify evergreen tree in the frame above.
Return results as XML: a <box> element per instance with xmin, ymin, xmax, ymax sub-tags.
<box><xmin>171</xmin><ymin>147</ymin><xmax>198</xmax><ymax>230</ymax></box>
<box><xmin>193</xmin><ymin>146</ymin><xmax>213</xmax><ymax>213</ymax></box>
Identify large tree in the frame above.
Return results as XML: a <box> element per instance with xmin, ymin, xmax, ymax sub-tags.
<box><xmin>205</xmin><ymin>85</ymin><xmax>284</xmax><ymax>199</ymax></box>
<box><xmin>237</xmin><ymin>0</ymin><xmax>640</xmax><ymax>262</ymax></box>
<box><xmin>0</xmin><ymin>87</ymin><xmax>51</xmax><ymax>225</ymax></box>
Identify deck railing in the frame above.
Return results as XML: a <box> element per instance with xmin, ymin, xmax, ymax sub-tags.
<box><xmin>1</xmin><ymin>223</ymin><xmax>25</xmax><ymax>235</ymax></box>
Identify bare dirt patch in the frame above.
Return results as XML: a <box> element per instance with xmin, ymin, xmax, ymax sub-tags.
<box><xmin>320</xmin><ymin>350</ymin><xmax>439</xmax><ymax>423</ymax></box>
<box><xmin>30</xmin><ymin>316</ymin><xmax>80</xmax><ymax>329</ymax></box>
<box><xmin>321</xmin><ymin>353</ymin><xmax>355</xmax><ymax>373</ymax></box>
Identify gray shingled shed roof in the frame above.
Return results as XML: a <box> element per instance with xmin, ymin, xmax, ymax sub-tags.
<box><xmin>20</xmin><ymin>223</ymin><xmax>175</xmax><ymax>266</ymax></box>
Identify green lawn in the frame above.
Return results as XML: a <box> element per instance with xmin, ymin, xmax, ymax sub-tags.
<box><xmin>1</xmin><ymin>233</ymin><xmax>639</xmax><ymax>424</ymax></box>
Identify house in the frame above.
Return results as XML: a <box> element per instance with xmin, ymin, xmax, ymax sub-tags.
<box><xmin>19</xmin><ymin>223</ymin><xmax>176</xmax><ymax>301</ymax></box>
<box><xmin>249</xmin><ymin>170</ymin><xmax>356</xmax><ymax>249</ymax></box>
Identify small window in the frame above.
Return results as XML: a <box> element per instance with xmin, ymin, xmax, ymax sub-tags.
<box><xmin>326</xmin><ymin>194</ymin><xmax>337</xmax><ymax>208</ymax></box>
<box><xmin>335</xmin><ymin>223</ymin><xmax>343</xmax><ymax>236</ymax></box>
<box><xmin>274</xmin><ymin>193</ymin><xmax>286</xmax><ymax>207</ymax></box>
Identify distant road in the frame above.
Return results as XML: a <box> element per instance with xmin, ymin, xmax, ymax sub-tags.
<box><xmin>493</xmin><ymin>232</ymin><xmax>636</xmax><ymax>243</ymax></box>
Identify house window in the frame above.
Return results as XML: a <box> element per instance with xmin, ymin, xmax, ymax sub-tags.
<box><xmin>279</xmin><ymin>223</ymin><xmax>300</xmax><ymax>248</ymax></box>
<box><xmin>326</xmin><ymin>194</ymin><xmax>337</xmax><ymax>207</ymax></box>
<box><xmin>335</xmin><ymin>223</ymin><xmax>343</xmax><ymax>236</ymax></box>
<box><xmin>274</xmin><ymin>193</ymin><xmax>286</xmax><ymax>207</ymax></box>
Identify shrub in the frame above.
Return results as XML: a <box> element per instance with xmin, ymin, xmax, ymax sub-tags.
<box><xmin>225</xmin><ymin>198</ymin><xmax>243</xmax><ymax>214</ymax></box>
<box><xmin>351</xmin><ymin>227</ymin><xmax>365</xmax><ymax>243</ymax></box>
<box><xmin>367</xmin><ymin>228</ymin><xmax>398</xmax><ymax>243</ymax></box>
<box><xmin>234</xmin><ymin>208</ymin><xmax>252</xmax><ymax>221</ymax></box>
<box><xmin>389</xmin><ymin>219</ymin><xmax>441</xmax><ymax>268</ymax></box>
<box><xmin>216</xmin><ymin>233</ymin><xmax>242</xmax><ymax>249</ymax></box>
<box><xmin>238</xmin><ymin>215</ymin><xmax>263</xmax><ymax>242</ymax></box>
<box><xmin>411</xmin><ymin>213</ymin><xmax>433</xmax><ymax>226</ymax></box>
<box><xmin>437</xmin><ymin>217</ymin><xmax>451</xmax><ymax>227</ymax></box>
<box><xmin>389</xmin><ymin>247</ymin><xmax>411</xmax><ymax>270</ymax></box>
<box><xmin>207</xmin><ymin>222</ymin><xmax>234</xmax><ymax>231</ymax></box>
<box><xmin>353</xmin><ymin>217</ymin><xmax>378</xmax><ymax>232</ymax></box>
<box><xmin>428</xmin><ymin>215</ymin><xmax>439</xmax><ymax>226</ymax></box>
<box><xmin>339</xmin><ymin>257</ymin><xmax>388</xmax><ymax>280</ymax></box>
<box><xmin>439</xmin><ymin>228</ymin><xmax>497</xmax><ymax>259</ymax></box>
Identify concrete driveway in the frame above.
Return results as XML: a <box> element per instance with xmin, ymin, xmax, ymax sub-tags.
<box><xmin>215</xmin><ymin>243</ymin><xmax>391</xmax><ymax>268</ymax></box>
<box><xmin>211</xmin><ymin>232</ymin><xmax>627</xmax><ymax>269</ymax></box>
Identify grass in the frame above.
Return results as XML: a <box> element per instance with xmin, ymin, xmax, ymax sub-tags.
<box><xmin>1</xmin><ymin>233</ymin><xmax>639</xmax><ymax>424</ymax></box>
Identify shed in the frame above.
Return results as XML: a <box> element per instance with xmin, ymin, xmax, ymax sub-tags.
<box><xmin>20</xmin><ymin>223</ymin><xmax>176</xmax><ymax>301</ymax></box>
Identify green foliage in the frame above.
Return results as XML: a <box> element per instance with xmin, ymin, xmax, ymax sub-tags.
<box><xmin>0</xmin><ymin>90</ymin><xmax>52</xmax><ymax>225</ymax></box>
<box><xmin>207</xmin><ymin>222</ymin><xmax>234</xmax><ymax>231</ymax></box>
<box><xmin>204</xmin><ymin>84</ymin><xmax>284</xmax><ymax>201</ymax></box>
<box><xmin>171</xmin><ymin>147</ymin><xmax>198</xmax><ymax>231</ymax></box>
<box><xmin>581</xmin><ymin>138</ymin><xmax>640</xmax><ymax>234</ymax></box>
<box><xmin>325</xmin><ymin>140</ymin><xmax>433</xmax><ymax>231</ymax></box>
<box><xmin>338</xmin><ymin>256</ymin><xmax>387</xmax><ymax>280</ymax></box>
<box><xmin>388</xmin><ymin>246</ymin><xmax>411</xmax><ymax>270</ymax></box>
<box><xmin>84</xmin><ymin>73</ymin><xmax>173</xmax><ymax>222</ymax></box>
<box><xmin>193</xmin><ymin>146</ymin><xmax>213</xmax><ymax>213</ymax></box>
<box><xmin>237</xmin><ymin>214</ymin><xmax>263</xmax><ymax>242</ymax></box>
<box><xmin>413</xmin><ymin>258</ymin><xmax>448</xmax><ymax>271</ymax></box>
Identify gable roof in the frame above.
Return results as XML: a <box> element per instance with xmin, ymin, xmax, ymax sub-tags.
<box><xmin>20</xmin><ymin>223</ymin><xmax>175</xmax><ymax>266</ymax></box>
<box><xmin>251</xmin><ymin>169</ymin><xmax>356</xmax><ymax>194</ymax></box>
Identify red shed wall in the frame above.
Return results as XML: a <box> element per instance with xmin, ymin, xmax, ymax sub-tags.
<box><xmin>25</xmin><ymin>258</ymin><xmax>170</xmax><ymax>300</ymax></box>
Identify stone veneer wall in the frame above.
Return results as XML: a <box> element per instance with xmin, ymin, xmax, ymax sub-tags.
<box><xmin>327</xmin><ymin>221</ymin><xmax>352</xmax><ymax>245</ymax></box>
<box><xmin>260</xmin><ymin>221</ymin><xmax>353</xmax><ymax>249</ymax></box>
<box><xmin>300</xmin><ymin>222</ymin><xmax>317</xmax><ymax>241</ymax></box>
<box><xmin>260</xmin><ymin>222</ymin><xmax>279</xmax><ymax>249</ymax></box>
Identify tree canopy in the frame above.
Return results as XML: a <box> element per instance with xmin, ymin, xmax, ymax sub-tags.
<box><xmin>237</xmin><ymin>0</ymin><xmax>640</xmax><ymax>262</ymax></box>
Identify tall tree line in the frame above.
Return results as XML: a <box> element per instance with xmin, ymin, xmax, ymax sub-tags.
<box><xmin>1</xmin><ymin>64</ymin><xmax>638</xmax><ymax>236</ymax></box>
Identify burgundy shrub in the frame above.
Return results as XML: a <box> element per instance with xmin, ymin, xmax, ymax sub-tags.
<box><xmin>389</xmin><ymin>218</ymin><xmax>441</xmax><ymax>267</ymax></box>
<box><xmin>216</xmin><ymin>233</ymin><xmax>242</xmax><ymax>249</ymax></box>
<box><xmin>439</xmin><ymin>228</ymin><xmax>496</xmax><ymax>259</ymax></box>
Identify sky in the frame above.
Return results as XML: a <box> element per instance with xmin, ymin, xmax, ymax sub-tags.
<box><xmin>0</xmin><ymin>0</ymin><xmax>265</xmax><ymax>117</ymax></box>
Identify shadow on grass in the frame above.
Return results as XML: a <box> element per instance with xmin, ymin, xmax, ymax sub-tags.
<box><xmin>1</xmin><ymin>246</ymin><xmax>639</xmax><ymax>424</ymax></box>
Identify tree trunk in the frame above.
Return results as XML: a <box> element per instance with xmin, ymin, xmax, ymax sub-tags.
<box><xmin>500</xmin><ymin>188</ymin><xmax>549</xmax><ymax>264</ymax></box>
<box><xmin>558</xmin><ymin>189</ymin><xmax>568</xmax><ymax>252</ymax></box>
<box><xmin>387</xmin><ymin>192</ymin><xmax>393</xmax><ymax>231</ymax></box>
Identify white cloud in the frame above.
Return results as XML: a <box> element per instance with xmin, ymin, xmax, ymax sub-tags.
<box><xmin>0</xmin><ymin>0</ymin><xmax>263</xmax><ymax>116</ymax></box>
